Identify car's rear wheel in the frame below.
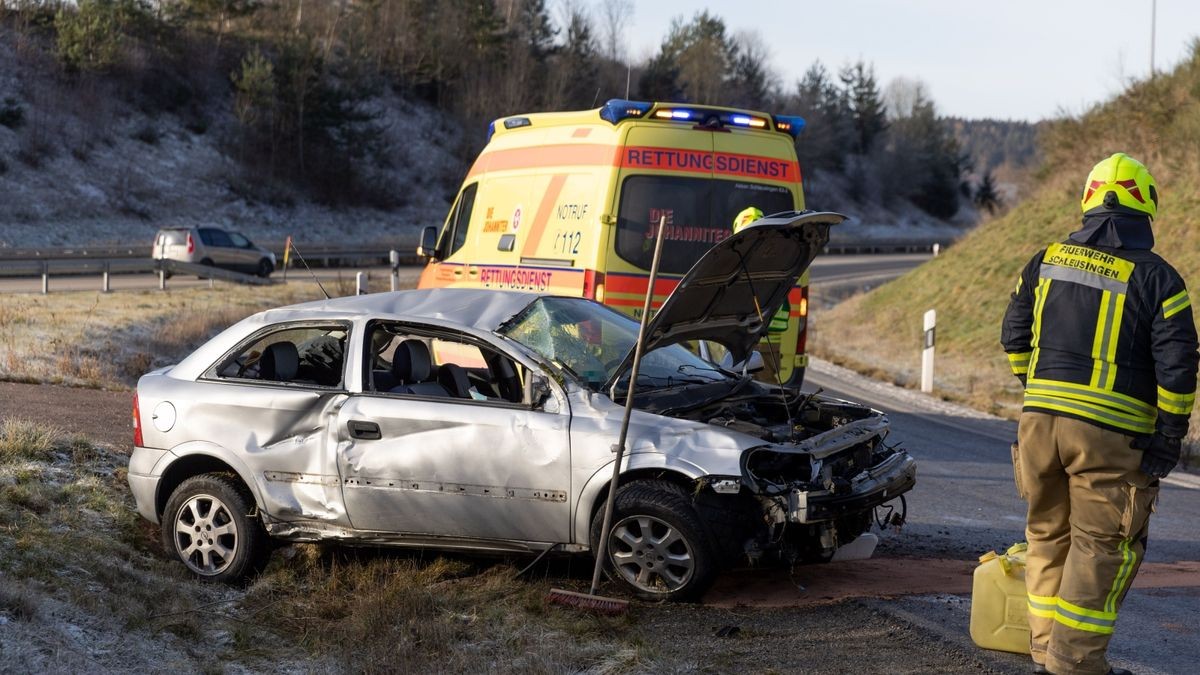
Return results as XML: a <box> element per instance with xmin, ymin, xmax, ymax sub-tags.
<box><xmin>256</xmin><ymin>258</ymin><xmax>273</xmax><ymax>278</ymax></box>
<box><xmin>161</xmin><ymin>473</ymin><xmax>267</xmax><ymax>583</ymax></box>
<box><xmin>590</xmin><ymin>480</ymin><xmax>716</xmax><ymax>601</ymax></box>
<box><xmin>197</xmin><ymin>257</ymin><xmax>214</xmax><ymax>280</ymax></box>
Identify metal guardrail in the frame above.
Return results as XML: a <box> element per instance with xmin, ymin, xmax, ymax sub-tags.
<box><xmin>0</xmin><ymin>239</ymin><xmax>424</xmax><ymax>267</ymax></box>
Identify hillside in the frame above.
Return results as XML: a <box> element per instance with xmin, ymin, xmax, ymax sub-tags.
<box><xmin>811</xmin><ymin>41</ymin><xmax>1200</xmax><ymax>452</ymax></box>
<box><xmin>0</xmin><ymin>23</ymin><xmax>464</xmax><ymax>248</ymax></box>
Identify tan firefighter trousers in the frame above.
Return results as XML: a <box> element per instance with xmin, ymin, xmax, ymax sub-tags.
<box><xmin>1014</xmin><ymin>412</ymin><xmax>1159</xmax><ymax>675</ymax></box>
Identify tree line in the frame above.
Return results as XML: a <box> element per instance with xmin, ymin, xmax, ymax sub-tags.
<box><xmin>1</xmin><ymin>1</ymin><xmax>1000</xmax><ymax>218</ymax></box>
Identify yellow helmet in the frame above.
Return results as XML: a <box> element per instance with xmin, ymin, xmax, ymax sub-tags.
<box><xmin>733</xmin><ymin>207</ymin><xmax>764</xmax><ymax>233</ymax></box>
<box><xmin>1080</xmin><ymin>152</ymin><xmax>1158</xmax><ymax>219</ymax></box>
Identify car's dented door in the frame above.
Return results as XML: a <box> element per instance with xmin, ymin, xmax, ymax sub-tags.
<box><xmin>334</xmin><ymin>393</ymin><xmax>572</xmax><ymax>543</ymax></box>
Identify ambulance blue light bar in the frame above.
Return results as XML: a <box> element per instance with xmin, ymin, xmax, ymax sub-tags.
<box><xmin>773</xmin><ymin>115</ymin><xmax>806</xmax><ymax>138</ymax></box>
<box><xmin>486</xmin><ymin>116</ymin><xmax>533</xmax><ymax>142</ymax></box>
<box><xmin>599</xmin><ymin>99</ymin><xmax>653</xmax><ymax>124</ymax></box>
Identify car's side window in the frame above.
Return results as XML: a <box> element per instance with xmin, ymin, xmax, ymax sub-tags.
<box><xmin>206</xmin><ymin>229</ymin><xmax>234</xmax><ymax>248</ymax></box>
<box><xmin>229</xmin><ymin>232</ymin><xmax>251</xmax><ymax>248</ymax></box>
<box><xmin>365</xmin><ymin>323</ymin><xmax>525</xmax><ymax>404</ymax></box>
<box><xmin>215</xmin><ymin>325</ymin><xmax>348</xmax><ymax>388</ymax></box>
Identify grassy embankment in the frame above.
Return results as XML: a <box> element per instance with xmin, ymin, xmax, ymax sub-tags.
<box><xmin>811</xmin><ymin>43</ymin><xmax>1200</xmax><ymax>460</ymax></box>
<box><xmin>0</xmin><ymin>275</ymin><xmax>393</xmax><ymax>390</ymax></box>
<box><xmin>0</xmin><ymin>418</ymin><xmax>642</xmax><ymax>671</ymax></box>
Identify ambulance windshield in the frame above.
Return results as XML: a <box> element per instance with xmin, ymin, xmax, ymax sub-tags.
<box><xmin>614</xmin><ymin>176</ymin><xmax>794</xmax><ymax>274</ymax></box>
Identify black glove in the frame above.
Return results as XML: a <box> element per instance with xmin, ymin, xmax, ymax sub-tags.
<box><xmin>1131</xmin><ymin>432</ymin><xmax>1182</xmax><ymax>479</ymax></box>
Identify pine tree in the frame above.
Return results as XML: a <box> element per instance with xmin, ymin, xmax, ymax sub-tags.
<box><xmin>840</xmin><ymin>61</ymin><xmax>887</xmax><ymax>155</ymax></box>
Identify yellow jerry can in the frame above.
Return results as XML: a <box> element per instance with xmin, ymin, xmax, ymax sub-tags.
<box><xmin>970</xmin><ymin>542</ymin><xmax>1032</xmax><ymax>654</ymax></box>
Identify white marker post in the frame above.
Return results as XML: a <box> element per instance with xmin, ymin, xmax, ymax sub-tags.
<box><xmin>389</xmin><ymin>250</ymin><xmax>400</xmax><ymax>292</ymax></box>
<box><xmin>356</xmin><ymin>271</ymin><xmax>368</xmax><ymax>295</ymax></box>
<box><xmin>921</xmin><ymin>309</ymin><xmax>936</xmax><ymax>393</ymax></box>
<box><xmin>932</xmin><ymin>243</ymin><xmax>941</xmax><ymax>257</ymax></box>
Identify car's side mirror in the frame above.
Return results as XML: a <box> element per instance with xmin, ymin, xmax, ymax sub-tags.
<box><xmin>418</xmin><ymin>226</ymin><xmax>439</xmax><ymax>260</ymax></box>
<box><xmin>720</xmin><ymin>350</ymin><xmax>765</xmax><ymax>375</ymax></box>
<box><xmin>526</xmin><ymin>374</ymin><xmax>556</xmax><ymax>411</ymax></box>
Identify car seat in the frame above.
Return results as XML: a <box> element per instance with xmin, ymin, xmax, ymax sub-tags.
<box><xmin>390</xmin><ymin>340</ymin><xmax>449</xmax><ymax>396</ymax></box>
<box><xmin>437</xmin><ymin>363</ymin><xmax>472</xmax><ymax>398</ymax></box>
<box><xmin>260</xmin><ymin>342</ymin><xmax>299</xmax><ymax>382</ymax></box>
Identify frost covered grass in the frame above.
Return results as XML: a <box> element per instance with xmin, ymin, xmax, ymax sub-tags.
<box><xmin>0</xmin><ymin>422</ymin><xmax>649</xmax><ymax>673</ymax></box>
<box><xmin>0</xmin><ymin>283</ymin><xmax>329</xmax><ymax>389</ymax></box>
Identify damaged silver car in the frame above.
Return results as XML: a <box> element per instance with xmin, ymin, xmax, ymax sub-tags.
<box><xmin>128</xmin><ymin>211</ymin><xmax>916</xmax><ymax>600</ymax></box>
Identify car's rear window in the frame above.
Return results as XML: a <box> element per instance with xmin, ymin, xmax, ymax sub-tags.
<box><xmin>615</xmin><ymin>176</ymin><xmax>794</xmax><ymax>274</ymax></box>
<box><xmin>156</xmin><ymin>229</ymin><xmax>188</xmax><ymax>246</ymax></box>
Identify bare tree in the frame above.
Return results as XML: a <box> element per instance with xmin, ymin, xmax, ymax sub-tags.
<box><xmin>883</xmin><ymin>76</ymin><xmax>930</xmax><ymax>120</ymax></box>
<box><xmin>596</xmin><ymin>0</ymin><xmax>632</xmax><ymax>62</ymax></box>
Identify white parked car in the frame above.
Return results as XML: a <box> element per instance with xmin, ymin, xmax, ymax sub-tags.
<box><xmin>152</xmin><ymin>226</ymin><xmax>276</xmax><ymax>277</ymax></box>
<box><xmin>128</xmin><ymin>212</ymin><xmax>915</xmax><ymax>600</ymax></box>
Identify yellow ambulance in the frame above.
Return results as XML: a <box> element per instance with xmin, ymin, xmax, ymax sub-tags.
<box><xmin>417</xmin><ymin>99</ymin><xmax>814</xmax><ymax>385</ymax></box>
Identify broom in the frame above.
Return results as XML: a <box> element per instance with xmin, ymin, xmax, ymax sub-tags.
<box><xmin>546</xmin><ymin>215</ymin><xmax>669</xmax><ymax>615</ymax></box>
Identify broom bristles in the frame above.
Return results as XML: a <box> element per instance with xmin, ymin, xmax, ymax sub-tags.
<box><xmin>546</xmin><ymin>588</ymin><xmax>629</xmax><ymax>615</ymax></box>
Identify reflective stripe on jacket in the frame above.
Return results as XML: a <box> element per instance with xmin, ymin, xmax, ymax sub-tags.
<box><xmin>1001</xmin><ymin>241</ymin><xmax>1199</xmax><ymax>437</ymax></box>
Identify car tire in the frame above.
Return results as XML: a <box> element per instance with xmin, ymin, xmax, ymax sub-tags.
<box><xmin>197</xmin><ymin>258</ymin><xmax>214</xmax><ymax>280</ymax></box>
<box><xmin>256</xmin><ymin>259</ymin><xmax>273</xmax><ymax>278</ymax></box>
<box><xmin>161</xmin><ymin>473</ymin><xmax>268</xmax><ymax>583</ymax></box>
<box><xmin>590</xmin><ymin>480</ymin><xmax>717</xmax><ymax>602</ymax></box>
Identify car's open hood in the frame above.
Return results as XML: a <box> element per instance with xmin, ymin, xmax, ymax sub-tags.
<box><xmin>607</xmin><ymin>210</ymin><xmax>844</xmax><ymax>388</ymax></box>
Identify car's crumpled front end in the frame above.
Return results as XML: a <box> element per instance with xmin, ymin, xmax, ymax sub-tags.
<box><xmin>664</xmin><ymin>388</ymin><xmax>916</xmax><ymax>563</ymax></box>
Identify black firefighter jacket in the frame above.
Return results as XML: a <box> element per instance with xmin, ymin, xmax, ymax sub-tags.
<box><xmin>1001</xmin><ymin>239</ymin><xmax>1198</xmax><ymax>437</ymax></box>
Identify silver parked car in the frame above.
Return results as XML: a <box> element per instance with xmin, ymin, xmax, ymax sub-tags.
<box><xmin>152</xmin><ymin>226</ymin><xmax>277</xmax><ymax>277</ymax></box>
<box><xmin>129</xmin><ymin>212</ymin><xmax>916</xmax><ymax>600</ymax></box>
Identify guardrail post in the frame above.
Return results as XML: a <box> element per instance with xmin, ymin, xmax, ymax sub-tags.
<box><xmin>389</xmin><ymin>250</ymin><xmax>400</xmax><ymax>292</ymax></box>
<box><xmin>102</xmin><ymin>262</ymin><xmax>111</xmax><ymax>293</ymax></box>
<box><xmin>356</xmin><ymin>271</ymin><xmax>367</xmax><ymax>295</ymax></box>
<box><xmin>41</xmin><ymin>261</ymin><xmax>49</xmax><ymax>294</ymax></box>
<box><xmin>159</xmin><ymin>268</ymin><xmax>167</xmax><ymax>291</ymax></box>
<box><xmin>921</xmin><ymin>309</ymin><xmax>936</xmax><ymax>393</ymax></box>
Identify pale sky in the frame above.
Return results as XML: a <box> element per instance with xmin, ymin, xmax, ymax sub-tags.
<box><xmin>613</xmin><ymin>0</ymin><xmax>1200</xmax><ymax>121</ymax></box>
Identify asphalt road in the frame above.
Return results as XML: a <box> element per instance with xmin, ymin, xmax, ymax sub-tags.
<box><xmin>803</xmin><ymin>361</ymin><xmax>1200</xmax><ymax>675</ymax></box>
<box><xmin>0</xmin><ymin>252</ymin><xmax>933</xmax><ymax>294</ymax></box>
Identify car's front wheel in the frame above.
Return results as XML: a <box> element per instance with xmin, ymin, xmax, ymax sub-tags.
<box><xmin>256</xmin><ymin>258</ymin><xmax>273</xmax><ymax>278</ymax></box>
<box><xmin>590</xmin><ymin>480</ymin><xmax>717</xmax><ymax>602</ymax></box>
<box><xmin>161</xmin><ymin>473</ymin><xmax>267</xmax><ymax>583</ymax></box>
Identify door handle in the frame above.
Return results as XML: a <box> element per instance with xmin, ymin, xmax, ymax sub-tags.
<box><xmin>348</xmin><ymin>420</ymin><xmax>381</xmax><ymax>440</ymax></box>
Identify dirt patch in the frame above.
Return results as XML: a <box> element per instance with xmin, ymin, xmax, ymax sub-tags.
<box><xmin>0</xmin><ymin>382</ymin><xmax>130</xmax><ymax>450</ymax></box>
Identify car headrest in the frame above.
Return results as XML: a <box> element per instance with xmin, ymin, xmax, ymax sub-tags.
<box><xmin>260</xmin><ymin>341</ymin><xmax>299</xmax><ymax>381</ymax></box>
<box><xmin>437</xmin><ymin>363</ymin><xmax>471</xmax><ymax>398</ymax></box>
<box><xmin>392</xmin><ymin>340</ymin><xmax>432</xmax><ymax>383</ymax></box>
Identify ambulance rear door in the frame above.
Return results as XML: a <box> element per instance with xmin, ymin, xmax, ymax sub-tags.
<box><xmin>607</xmin><ymin>124</ymin><xmax>717</xmax><ymax>319</ymax></box>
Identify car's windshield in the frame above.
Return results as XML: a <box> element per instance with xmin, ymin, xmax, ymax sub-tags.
<box><xmin>499</xmin><ymin>297</ymin><xmax>732</xmax><ymax>391</ymax></box>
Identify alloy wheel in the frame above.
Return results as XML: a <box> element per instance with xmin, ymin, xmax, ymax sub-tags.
<box><xmin>172</xmin><ymin>493</ymin><xmax>240</xmax><ymax>576</ymax></box>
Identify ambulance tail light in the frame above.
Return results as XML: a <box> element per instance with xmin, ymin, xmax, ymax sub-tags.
<box><xmin>599</xmin><ymin>99</ymin><xmax>652</xmax><ymax>124</ymax></box>
<box><xmin>773</xmin><ymin>115</ymin><xmax>806</xmax><ymax>139</ymax></box>
<box><xmin>583</xmin><ymin>270</ymin><xmax>605</xmax><ymax>302</ymax></box>
<box><xmin>795</xmin><ymin>287</ymin><xmax>810</xmax><ymax>357</ymax></box>
<box><xmin>132</xmin><ymin>393</ymin><xmax>143</xmax><ymax>447</ymax></box>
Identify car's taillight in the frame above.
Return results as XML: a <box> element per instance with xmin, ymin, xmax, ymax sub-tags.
<box><xmin>186</xmin><ymin>232</ymin><xmax>194</xmax><ymax>254</ymax></box>
<box><xmin>132</xmin><ymin>393</ymin><xmax>144</xmax><ymax>447</ymax></box>
<box><xmin>583</xmin><ymin>270</ymin><xmax>605</xmax><ymax>302</ymax></box>
<box><xmin>795</xmin><ymin>287</ymin><xmax>809</xmax><ymax>356</ymax></box>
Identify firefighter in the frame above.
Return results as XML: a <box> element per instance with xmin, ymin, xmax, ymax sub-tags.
<box><xmin>1001</xmin><ymin>153</ymin><xmax>1198</xmax><ymax>675</ymax></box>
<box><xmin>733</xmin><ymin>207</ymin><xmax>789</xmax><ymax>379</ymax></box>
